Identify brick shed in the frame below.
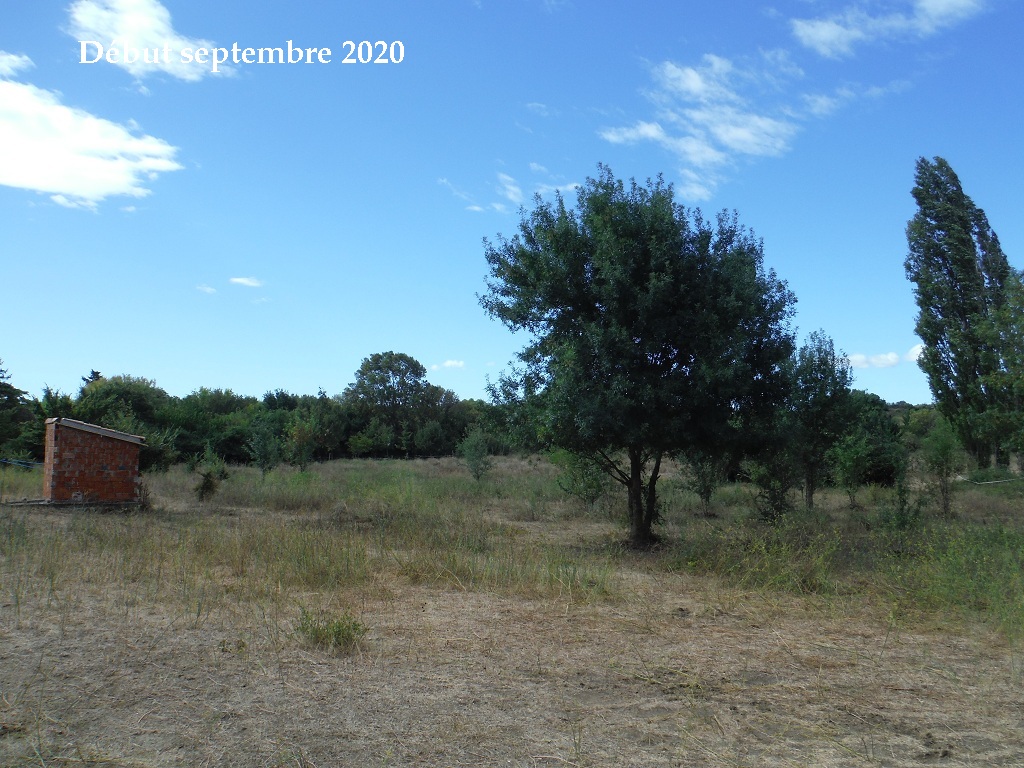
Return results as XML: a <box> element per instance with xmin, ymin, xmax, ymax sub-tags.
<box><xmin>43</xmin><ymin>418</ymin><xmax>145</xmax><ymax>503</ymax></box>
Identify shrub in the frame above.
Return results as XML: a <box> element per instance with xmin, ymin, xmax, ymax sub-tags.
<box><xmin>458</xmin><ymin>427</ymin><xmax>493</xmax><ymax>481</ymax></box>
<box><xmin>296</xmin><ymin>607</ymin><xmax>367</xmax><ymax>653</ymax></box>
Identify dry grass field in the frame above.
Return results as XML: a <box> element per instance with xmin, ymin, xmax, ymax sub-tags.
<box><xmin>2</xmin><ymin>457</ymin><xmax>1023</xmax><ymax>767</ymax></box>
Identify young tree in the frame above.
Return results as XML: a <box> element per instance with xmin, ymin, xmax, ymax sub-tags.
<box><xmin>481</xmin><ymin>165</ymin><xmax>795</xmax><ymax>546</ymax></box>
<box><xmin>457</xmin><ymin>427</ymin><xmax>493</xmax><ymax>481</ymax></box>
<box><xmin>905</xmin><ymin>156</ymin><xmax>1012</xmax><ymax>466</ymax></box>
<box><xmin>921</xmin><ymin>416</ymin><xmax>967</xmax><ymax>517</ymax></box>
<box><xmin>792</xmin><ymin>331</ymin><xmax>853</xmax><ymax>509</ymax></box>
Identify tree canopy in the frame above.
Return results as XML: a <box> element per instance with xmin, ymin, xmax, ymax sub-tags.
<box><xmin>905</xmin><ymin>156</ymin><xmax>1015</xmax><ymax>465</ymax></box>
<box><xmin>481</xmin><ymin>165</ymin><xmax>795</xmax><ymax>545</ymax></box>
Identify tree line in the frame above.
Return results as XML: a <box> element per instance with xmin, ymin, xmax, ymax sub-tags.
<box><xmin>0</xmin><ymin>351</ymin><xmax>499</xmax><ymax>472</ymax></box>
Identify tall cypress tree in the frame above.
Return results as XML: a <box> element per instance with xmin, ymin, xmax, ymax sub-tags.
<box><xmin>904</xmin><ymin>156</ymin><xmax>1012</xmax><ymax>465</ymax></box>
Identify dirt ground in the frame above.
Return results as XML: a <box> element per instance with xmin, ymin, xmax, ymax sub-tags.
<box><xmin>2</xmin><ymin>518</ymin><xmax>1023</xmax><ymax>767</ymax></box>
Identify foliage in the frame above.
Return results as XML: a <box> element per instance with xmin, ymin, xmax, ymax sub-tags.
<box><xmin>905</xmin><ymin>156</ymin><xmax>1014</xmax><ymax>466</ymax></box>
<box><xmin>480</xmin><ymin>165</ymin><xmax>795</xmax><ymax>545</ymax></box>
<box><xmin>551</xmin><ymin>449</ymin><xmax>612</xmax><ymax>508</ymax></box>
<box><xmin>685</xmin><ymin>451</ymin><xmax>729</xmax><ymax>517</ymax></box>
<box><xmin>192</xmin><ymin>445</ymin><xmax>229</xmax><ymax>502</ymax></box>
<box><xmin>285</xmin><ymin>409</ymin><xmax>320</xmax><ymax>472</ymax></box>
<box><xmin>920</xmin><ymin>415</ymin><xmax>968</xmax><ymax>517</ymax></box>
<box><xmin>105</xmin><ymin>406</ymin><xmax>180</xmax><ymax>471</ymax></box>
<box><xmin>744</xmin><ymin>452</ymin><xmax>800</xmax><ymax>523</ymax></box>
<box><xmin>341</xmin><ymin>352</ymin><xmax>472</xmax><ymax>458</ymax></box>
<box><xmin>791</xmin><ymin>331</ymin><xmax>854</xmax><ymax>509</ymax></box>
<box><xmin>828</xmin><ymin>391</ymin><xmax>908</xmax><ymax>506</ymax></box>
<box><xmin>296</xmin><ymin>607</ymin><xmax>367</xmax><ymax>653</ymax></box>
<box><xmin>828</xmin><ymin>431</ymin><xmax>872</xmax><ymax>507</ymax></box>
<box><xmin>245</xmin><ymin>417</ymin><xmax>283</xmax><ymax>477</ymax></box>
<box><xmin>0</xmin><ymin>360</ymin><xmax>33</xmax><ymax>455</ymax></box>
<box><xmin>458</xmin><ymin>427</ymin><xmax>494</xmax><ymax>481</ymax></box>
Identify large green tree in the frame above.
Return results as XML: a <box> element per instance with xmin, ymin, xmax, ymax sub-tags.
<box><xmin>905</xmin><ymin>156</ymin><xmax>1013</xmax><ymax>465</ymax></box>
<box><xmin>481</xmin><ymin>166</ymin><xmax>795</xmax><ymax>545</ymax></box>
<box><xmin>343</xmin><ymin>352</ymin><xmax>431</xmax><ymax>457</ymax></box>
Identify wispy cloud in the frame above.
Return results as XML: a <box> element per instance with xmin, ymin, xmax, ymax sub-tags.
<box><xmin>792</xmin><ymin>0</ymin><xmax>986</xmax><ymax>58</ymax></box>
<box><xmin>849</xmin><ymin>351</ymin><xmax>902</xmax><ymax>369</ymax></box>
<box><xmin>196</xmin><ymin>284</ymin><xmax>216</xmax><ymax>294</ymax></box>
<box><xmin>431</xmin><ymin>360</ymin><xmax>465</xmax><ymax>371</ymax></box>
<box><xmin>68</xmin><ymin>0</ymin><xmax>223</xmax><ymax>81</ymax></box>
<box><xmin>600</xmin><ymin>53</ymin><xmax>801</xmax><ymax>200</ymax></box>
<box><xmin>230</xmin><ymin>277</ymin><xmax>263</xmax><ymax>287</ymax></box>
<box><xmin>0</xmin><ymin>56</ymin><xmax>182</xmax><ymax>207</ymax></box>
<box><xmin>443</xmin><ymin>167</ymin><xmax>578</xmax><ymax>213</ymax></box>
<box><xmin>0</xmin><ymin>52</ymin><xmax>32</xmax><ymax>78</ymax></box>
<box><xmin>496</xmin><ymin>173</ymin><xmax>524</xmax><ymax>205</ymax></box>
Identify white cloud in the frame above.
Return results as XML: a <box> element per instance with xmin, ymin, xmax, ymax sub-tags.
<box><xmin>848</xmin><ymin>354</ymin><xmax>869</xmax><ymax>369</ymax></box>
<box><xmin>655</xmin><ymin>57</ymin><xmax>741</xmax><ymax>104</ymax></box>
<box><xmin>849</xmin><ymin>351</ymin><xmax>901</xmax><ymax>369</ymax></box>
<box><xmin>906</xmin><ymin>343</ymin><xmax>924</xmax><ymax>362</ymax></box>
<box><xmin>0</xmin><ymin>76</ymin><xmax>182</xmax><ymax>206</ymax></box>
<box><xmin>600</xmin><ymin>54</ymin><xmax>801</xmax><ymax>200</ymax></box>
<box><xmin>68</xmin><ymin>0</ymin><xmax>222</xmax><ymax>81</ymax></box>
<box><xmin>431</xmin><ymin>360</ymin><xmax>466</xmax><ymax>371</ymax></box>
<box><xmin>802</xmin><ymin>89</ymin><xmax>856</xmax><ymax>118</ymax></box>
<box><xmin>196</xmin><ymin>284</ymin><xmax>216</xmax><ymax>294</ymax></box>
<box><xmin>536</xmin><ymin>182</ymin><xmax>581</xmax><ymax>196</ymax></box>
<box><xmin>0</xmin><ymin>52</ymin><xmax>33</xmax><ymax>78</ymax></box>
<box><xmin>496</xmin><ymin>173</ymin><xmax>524</xmax><ymax>205</ymax></box>
<box><xmin>872</xmin><ymin>352</ymin><xmax>901</xmax><ymax>368</ymax></box>
<box><xmin>230</xmin><ymin>277</ymin><xmax>263</xmax><ymax>287</ymax></box>
<box><xmin>792</xmin><ymin>0</ymin><xmax>986</xmax><ymax>58</ymax></box>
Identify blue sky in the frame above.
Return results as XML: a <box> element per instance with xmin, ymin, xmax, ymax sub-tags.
<box><xmin>1</xmin><ymin>0</ymin><xmax>1020</xmax><ymax>406</ymax></box>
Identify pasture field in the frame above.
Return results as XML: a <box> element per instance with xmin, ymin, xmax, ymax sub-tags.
<box><xmin>1</xmin><ymin>457</ymin><xmax>1023</xmax><ymax>766</ymax></box>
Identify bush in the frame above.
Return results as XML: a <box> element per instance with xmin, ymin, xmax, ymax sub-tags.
<box><xmin>550</xmin><ymin>450</ymin><xmax>610</xmax><ymax>508</ymax></box>
<box><xmin>458</xmin><ymin>427</ymin><xmax>493</xmax><ymax>481</ymax></box>
<box><xmin>296</xmin><ymin>607</ymin><xmax>367</xmax><ymax>653</ymax></box>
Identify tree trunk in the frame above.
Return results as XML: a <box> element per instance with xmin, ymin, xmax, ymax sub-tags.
<box><xmin>803</xmin><ymin>470</ymin><xmax>816</xmax><ymax>510</ymax></box>
<box><xmin>644</xmin><ymin>452</ymin><xmax>662</xmax><ymax>532</ymax></box>
<box><xmin>627</xmin><ymin>446</ymin><xmax>646</xmax><ymax>545</ymax></box>
<box><xmin>626</xmin><ymin>446</ymin><xmax>660</xmax><ymax>547</ymax></box>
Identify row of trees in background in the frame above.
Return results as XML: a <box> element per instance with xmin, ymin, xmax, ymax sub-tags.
<box><xmin>0</xmin><ymin>352</ymin><xmax>497</xmax><ymax>473</ymax></box>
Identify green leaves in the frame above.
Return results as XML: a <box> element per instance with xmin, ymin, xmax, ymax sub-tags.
<box><xmin>481</xmin><ymin>165</ymin><xmax>796</xmax><ymax>544</ymax></box>
<box><xmin>905</xmin><ymin>156</ymin><xmax>1015</xmax><ymax>464</ymax></box>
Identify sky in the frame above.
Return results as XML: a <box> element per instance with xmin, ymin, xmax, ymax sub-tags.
<box><xmin>2</xmin><ymin>0</ymin><xmax>1021</xmax><ymax>407</ymax></box>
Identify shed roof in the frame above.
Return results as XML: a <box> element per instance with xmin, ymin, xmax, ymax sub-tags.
<box><xmin>46</xmin><ymin>417</ymin><xmax>146</xmax><ymax>445</ymax></box>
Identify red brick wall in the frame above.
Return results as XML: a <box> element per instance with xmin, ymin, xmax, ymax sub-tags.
<box><xmin>43</xmin><ymin>422</ymin><xmax>142</xmax><ymax>503</ymax></box>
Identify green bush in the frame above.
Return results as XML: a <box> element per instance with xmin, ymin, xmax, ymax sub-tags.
<box><xmin>458</xmin><ymin>427</ymin><xmax>493</xmax><ymax>481</ymax></box>
<box><xmin>296</xmin><ymin>607</ymin><xmax>367</xmax><ymax>653</ymax></box>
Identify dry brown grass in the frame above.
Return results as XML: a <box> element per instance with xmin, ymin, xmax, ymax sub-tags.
<box><xmin>1</xmin><ymin>457</ymin><xmax>1022</xmax><ymax>766</ymax></box>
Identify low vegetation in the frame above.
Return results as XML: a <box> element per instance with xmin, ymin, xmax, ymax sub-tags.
<box><xmin>3</xmin><ymin>455</ymin><xmax>1023</xmax><ymax>765</ymax></box>
<box><xmin>4</xmin><ymin>455</ymin><xmax>1023</xmax><ymax>635</ymax></box>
